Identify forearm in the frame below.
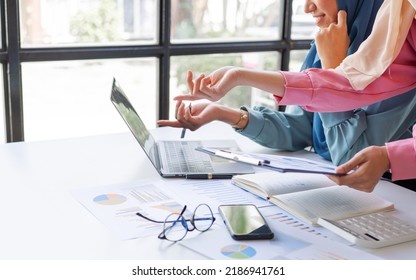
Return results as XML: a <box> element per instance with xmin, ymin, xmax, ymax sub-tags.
<box><xmin>236</xmin><ymin>68</ymin><xmax>285</xmax><ymax>98</ymax></box>
<box><xmin>213</xmin><ymin>104</ymin><xmax>248</xmax><ymax>129</ymax></box>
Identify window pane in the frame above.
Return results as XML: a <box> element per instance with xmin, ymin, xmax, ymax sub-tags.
<box><xmin>0</xmin><ymin>66</ymin><xmax>4</xmax><ymax>143</ymax></box>
<box><xmin>22</xmin><ymin>58</ymin><xmax>157</xmax><ymax>141</ymax></box>
<box><xmin>291</xmin><ymin>0</ymin><xmax>316</xmax><ymax>39</ymax></box>
<box><xmin>289</xmin><ymin>50</ymin><xmax>308</xmax><ymax>71</ymax></box>
<box><xmin>171</xmin><ymin>0</ymin><xmax>284</xmax><ymax>43</ymax></box>
<box><xmin>20</xmin><ymin>0</ymin><xmax>158</xmax><ymax>47</ymax></box>
<box><xmin>170</xmin><ymin>52</ymin><xmax>281</xmax><ymax>118</ymax></box>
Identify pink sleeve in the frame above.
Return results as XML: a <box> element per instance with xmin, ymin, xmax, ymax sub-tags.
<box><xmin>276</xmin><ymin>64</ymin><xmax>416</xmax><ymax>112</ymax></box>
<box><xmin>275</xmin><ymin>25</ymin><xmax>416</xmax><ymax>112</ymax></box>
<box><xmin>386</xmin><ymin>125</ymin><xmax>416</xmax><ymax>181</ymax></box>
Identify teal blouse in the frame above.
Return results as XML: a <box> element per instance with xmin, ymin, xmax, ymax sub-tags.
<box><xmin>237</xmin><ymin>89</ymin><xmax>416</xmax><ymax>165</ymax></box>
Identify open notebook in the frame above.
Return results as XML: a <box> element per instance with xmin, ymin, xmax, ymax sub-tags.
<box><xmin>232</xmin><ymin>172</ymin><xmax>394</xmax><ymax>225</ymax></box>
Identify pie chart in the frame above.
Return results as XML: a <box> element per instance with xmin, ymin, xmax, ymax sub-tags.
<box><xmin>93</xmin><ymin>194</ymin><xmax>127</xmax><ymax>205</ymax></box>
<box><xmin>221</xmin><ymin>244</ymin><xmax>256</xmax><ymax>259</ymax></box>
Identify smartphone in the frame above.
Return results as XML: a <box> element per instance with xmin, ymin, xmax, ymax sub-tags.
<box><xmin>218</xmin><ymin>204</ymin><xmax>274</xmax><ymax>240</ymax></box>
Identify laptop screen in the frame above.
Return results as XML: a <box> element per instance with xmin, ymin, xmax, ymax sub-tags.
<box><xmin>110</xmin><ymin>78</ymin><xmax>161</xmax><ymax>171</ymax></box>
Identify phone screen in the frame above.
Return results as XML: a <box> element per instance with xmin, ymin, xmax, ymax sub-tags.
<box><xmin>218</xmin><ymin>204</ymin><xmax>274</xmax><ymax>240</ymax></box>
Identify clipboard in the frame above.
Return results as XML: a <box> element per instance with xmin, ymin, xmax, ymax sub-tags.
<box><xmin>195</xmin><ymin>146</ymin><xmax>345</xmax><ymax>175</ymax></box>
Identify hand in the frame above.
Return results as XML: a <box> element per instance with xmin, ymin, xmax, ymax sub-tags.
<box><xmin>327</xmin><ymin>146</ymin><xmax>390</xmax><ymax>192</ymax></box>
<box><xmin>174</xmin><ymin>67</ymin><xmax>240</xmax><ymax>102</ymax></box>
<box><xmin>157</xmin><ymin>100</ymin><xmax>221</xmax><ymax>131</ymax></box>
<box><xmin>315</xmin><ymin>10</ymin><xmax>350</xmax><ymax>69</ymax></box>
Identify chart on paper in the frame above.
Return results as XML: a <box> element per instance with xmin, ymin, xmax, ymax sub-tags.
<box><xmin>167</xmin><ymin>179</ymin><xmax>271</xmax><ymax>212</ymax></box>
<box><xmin>72</xmin><ymin>179</ymin><xmax>189</xmax><ymax>240</ymax></box>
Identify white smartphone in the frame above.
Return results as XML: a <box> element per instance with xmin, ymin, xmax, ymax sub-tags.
<box><xmin>218</xmin><ymin>204</ymin><xmax>274</xmax><ymax>240</ymax></box>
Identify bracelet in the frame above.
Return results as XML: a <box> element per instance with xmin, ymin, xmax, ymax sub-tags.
<box><xmin>232</xmin><ymin>109</ymin><xmax>248</xmax><ymax>128</ymax></box>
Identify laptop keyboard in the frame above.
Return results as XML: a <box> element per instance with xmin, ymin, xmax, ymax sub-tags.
<box><xmin>163</xmin><ymin>141</ymin><xmax>214</xmax><ymax>173</ymax></box>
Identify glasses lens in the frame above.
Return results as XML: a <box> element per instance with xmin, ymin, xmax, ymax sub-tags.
<box><xmin>193</xmin><ymin>204</ymin><xmax>214</xmax><ymax>232</ymax></box>
<box><xmin>163</xmin><ymin>213</ymin><xmax>187</xmax><ymax>241</ymax></box>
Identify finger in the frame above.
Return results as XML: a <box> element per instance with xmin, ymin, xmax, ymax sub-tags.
<box><xmin>176</xmin><ymin>102</ymin><xmax>186</xmax><ymax>120</ymax></box>
<box><xmin>200</xmin><ymin>76</ymin><xmax>216</xmax><ymax>95</ymax></box>
<box><xmin>156</xmin><ymin>120</ymin><xmax>183</xmax><ymax>128</ymax></box>
<box><xmin>175</xmin><ymin>99</ymin><xmax>183</xmax><ymax>112</ymax></box>
<box><xmin>173</xmin><ymin>94</ymin><xmax>202</xmax><ymax>102</ymax></box>
<box><xmin>174</xmin><ymin>99</ymin><xmax>183</xmax><ymax>119</ymax></box>
<box><xmin>193</xmin><ymin>74</ymin><xmax>205</xmax><ymax>95</ymax></box>
<box><xmin>184</xmin><ymin>103</ymin><xmax>193</xmax><ymax>121</ymax></box>
<box><xmin>337</xmin><ymin>10</ymin><xmax>347</xmax><ymax>27</ymax></box>
<box><xmin>186</xmin><ymin>70</ymin><xmax>195</xmax><ymax>93</ymax></box>
<box><xmin>335</xmin><ymin>154</ymin><xmax>365</xmax><ymax>174</ymax></box>
<box><xmin>326</xmin><ymin>174</ymin><xmax>342</xmax><ymax>185</ymax></box>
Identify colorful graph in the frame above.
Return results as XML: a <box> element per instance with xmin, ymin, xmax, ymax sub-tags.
<box><xmin>151</xmin><ymin>201</ymin><xmax>190</xmax><ymax>216</ymax></box>
<box><xmin>267</xmin><ymin>212</ymin><xmax>326</xmax><ymax>238</ymax></box>
<box><xmin>221</xmin><ymin>244</ymin><xmax>256</xmax><ymax>259</ymax></box>
<box><xmin>93</xmin><ymin>194</ymin><xmax>127</xmax><ymax>205</ymax></box>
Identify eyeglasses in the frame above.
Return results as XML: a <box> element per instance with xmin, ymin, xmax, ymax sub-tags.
<box><xmin>136</xmin><ymin>203</ymin><xmax>216</xmax><ymax>242</ymax></box>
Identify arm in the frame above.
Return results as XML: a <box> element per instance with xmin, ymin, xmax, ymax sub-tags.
<box><xmin>157</xmin><ymin>100</ymin><xmax>314</xmax><ymax>152</ymax></box>
<box><xmin>176</xmin><ymin>60</ymin><xmax>416</xmax><ymax>113</ymax></box>
<box><xmin>177</xmin><ymin>22</ymin><xmax>416</xmax><ymax>112</ymax></box>
<box><xmin>174</xmin><ymin>67</ymin><xmax>285</xmax><ymax>103</ymax></box>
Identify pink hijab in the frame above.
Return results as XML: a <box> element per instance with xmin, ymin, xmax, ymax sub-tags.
<box><xmin>336</xmin><ymin>0</ymin><xmax>416</xmax><ymax>90</ymax></box>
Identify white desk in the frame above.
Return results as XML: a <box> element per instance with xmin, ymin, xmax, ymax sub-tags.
<box><xmin>1</xmin><ymin>121</ymin><xmax>416</xmax><ymax>259</ymax></box>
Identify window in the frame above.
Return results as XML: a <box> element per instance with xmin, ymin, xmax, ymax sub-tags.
<box><xmin>2</xmin><ymin>0</ymin><xmax>314</xmax><ymax>142</ymax></box>
<box><xmin>20</xmin><ymin>0</ymin><xmax>158</xmax><ymax>47</ymax></box>
<box><xmin>22</xmin><ymin>58</ymin><xmax>157</xmax><ymax>141</ymax></box>
<box><xmin>0</xmin><ymin>66</ymin><xmax>4</xmax><ymax>143</ymax></box>
<box><xmin>171</xmin><ymin>0</ymin><xmax>284</xmax><ymax>43</ymax></box>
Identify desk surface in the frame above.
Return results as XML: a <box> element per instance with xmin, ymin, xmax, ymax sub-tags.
<box><xmin>1</xmin><ymin>122</ymin><xmax>415</xmax><ymax>260</ymax></box>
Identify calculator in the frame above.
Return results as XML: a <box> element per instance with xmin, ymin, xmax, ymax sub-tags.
<box><xmin>317</xmin><ymin>212</ymin><xmax>416</xmax><ymax>248</ymax></box>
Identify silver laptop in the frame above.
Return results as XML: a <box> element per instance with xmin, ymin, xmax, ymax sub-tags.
<box><xmin>110</xmin><ymin>78</ymin><xmax>254</xmax><ymax>178</ymax></box>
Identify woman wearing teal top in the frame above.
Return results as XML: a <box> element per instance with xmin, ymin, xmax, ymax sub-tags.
<box><xmin>159</xmin><ymin>0</ymin><xmax>416</xmax><ymax>166</ymax></box>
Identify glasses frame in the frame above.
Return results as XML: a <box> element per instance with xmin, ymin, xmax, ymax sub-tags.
<box><xmin>136</xmin><ymin>203</ymin><xmax>216</xmax><ymax>242</ymax></box>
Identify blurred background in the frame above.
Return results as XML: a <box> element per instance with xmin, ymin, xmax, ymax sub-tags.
<box><xmin>0</xmin><ymin>0</ymin><xmax>316</xmax><ymax>142</ymax></box>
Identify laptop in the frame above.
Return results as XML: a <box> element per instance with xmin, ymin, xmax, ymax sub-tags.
<box><xmin>110</xmin><ymin>78</ymin><xmax>254</xmax><ymax>178</ymax></box>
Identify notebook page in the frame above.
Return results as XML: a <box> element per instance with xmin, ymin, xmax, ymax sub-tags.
<box><xmin>271</xmin><ymin>186</ymin><xmax>394</xmax><ymax>225</ymax></box>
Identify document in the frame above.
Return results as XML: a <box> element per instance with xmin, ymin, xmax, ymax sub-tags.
<box><xmin>72</xmin><ymin>179</ymin><xmax>187</xmax><ymax>240</ymax></box>
<box><xmin>72</xmin><ymin>178</ymin><xmax>270</xmax><ymax>240</ymax></box>
<box><xmin>232</xmin><ymin>172</ymin><xmax>394</xmax><ymax>225</ymax></box>
<box><xmin>180</xmin><ymin>207</ymin><xmax>380</xmax><ymax>260</ymax></box>
<box><xmin>196</xmin><ymin>147</ymin><xmax>342</xmax><ymax>175</ymax></box>
<box><xmin>165</xmin><ymin>178</ymin><xmax>271</xmax><ymax>212</ymax></box>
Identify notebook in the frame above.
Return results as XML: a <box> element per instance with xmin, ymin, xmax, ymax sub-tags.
<box><xmin>110</xmin><ymin>78</ymin><xmax>254</xmax><ymax>178</ymax></box>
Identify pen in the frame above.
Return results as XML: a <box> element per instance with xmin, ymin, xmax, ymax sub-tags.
<box><xmin>180</xmin><ymin>128</ymin><xmax>186</xmax><ymax>139</ymax></box>
<box><xmin>185</xmin><ymin>174</ymin><xmax>233</xmax><ymax>179</ymax></box>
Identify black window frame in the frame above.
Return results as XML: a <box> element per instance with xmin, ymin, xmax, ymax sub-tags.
<box><xmin>1</xmin><ymin>0</ymin><xmax>311</xmax><ymax>143</ymax></box>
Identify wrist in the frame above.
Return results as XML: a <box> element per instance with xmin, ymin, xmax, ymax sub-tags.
<box><xmin>217</xmin><ymin>105</ymin><xmax>249</xmax><ymax>129</ymax></box>
<box><xmin>232</xmin><ymin>109</ymin><xmax>249</xmax><ymax>129</ymax></box>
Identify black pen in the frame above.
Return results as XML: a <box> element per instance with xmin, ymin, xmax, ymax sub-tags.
<box><xmin>185</xmin><ymin>174</ymin><xmax>233</xmax><ymax>179</ymax></box>
<box><xmin>180</xmin><ymin>128</ymin><xmax>186</xmax><ymax>138</ymax></box>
